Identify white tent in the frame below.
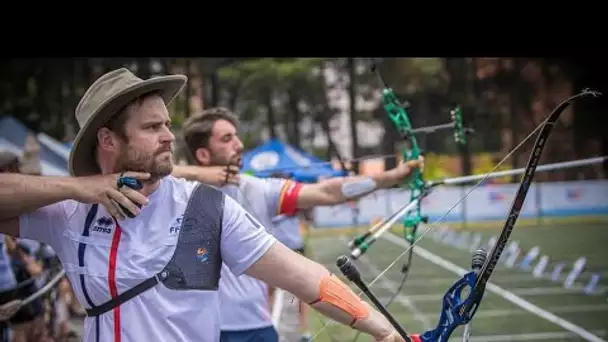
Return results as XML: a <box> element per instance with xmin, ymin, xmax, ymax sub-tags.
<box><xmin>37</xmin><ymin>132</ymin><xmax>70</xmax><ymax>162</ymax></box>
<box><xmin>0</xmin><ymin>137</ymin><xmax>69</xmax><ymax>176</ymax></box>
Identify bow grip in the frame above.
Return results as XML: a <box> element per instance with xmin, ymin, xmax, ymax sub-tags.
<box><xmin>117</xmin><ymin>176</ymin><xmax>143</xmax><ymax>190</ymax></box>
<box><xmin>416</xmin><ymin>271</ymin><xmax>484</xmax><ymax>342</ymax></box>
<box><xmin>116</xmin><ymin>176</ymin><xmax>144</xmax><ymax>218</ymax></box>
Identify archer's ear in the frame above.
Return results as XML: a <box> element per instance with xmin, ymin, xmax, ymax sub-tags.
<box><xmin>97</xmin><ymin>127</ymin><xmax>118</xmax><ymax>152</ymax></box>
<box><xmin>195</xmin><ymin>147</ymin><xmax>210</xmax><ymax>166</ymax></box>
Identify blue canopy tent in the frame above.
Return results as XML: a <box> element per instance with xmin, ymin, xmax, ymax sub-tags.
<box><xmin>241</xmin><ymin>139</ymin><xmax>347</xmax><ymax>183</ymax></box>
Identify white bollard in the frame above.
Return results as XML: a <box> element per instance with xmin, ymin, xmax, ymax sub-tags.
<box><xmin>503</xmin><ymin>241</ymin><xmax>520</xmax><ymax>267</ymax></box>
<box><xmin>533</xmin><ymin>255</ymin><xmax>550</xmax><ymax>278</ymax></box>
<box><xmin>584</xmin><ymin>273</ymin><xmax>601</xmax><ymax>294</ymax></box>
<box><xmin>486</xmin><ymin>236</ymin><xmax>498</xmax><ymax>250</ymax></box>
<box><xmin>469</xmin><ymin>233</ymin><xmax>482</xmax><ymax>253</ymax></box>
<box><xmin>551</xmin><ymin>263</ymin><xmax>566</xmax><ymax>282</ymax></box>
<box><xmin>518</xmin><ymin>246</ymin><xmax>540</xmax><ymax>271</ymax></box>
<box><xmin>564</xmin><ymin>257</ymin><xmax>587</xmax><ymax>289</ymax></box>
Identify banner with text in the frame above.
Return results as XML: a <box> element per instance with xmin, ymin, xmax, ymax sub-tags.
<box><xmin>312</xmin><ymin>180</ymin><xmax>608</xmax><ymax>228</ymax></box>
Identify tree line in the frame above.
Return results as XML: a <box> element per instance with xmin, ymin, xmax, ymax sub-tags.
<box><xmin>1</xmin><ymin>57</ymin><xmax>605</xmax><ymax>181</ymax></box>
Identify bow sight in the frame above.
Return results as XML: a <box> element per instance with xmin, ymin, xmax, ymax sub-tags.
<box><xmin>348</xmin><ymin>60</ymin><xmax>471</xmax><ymax>260</ymax></box>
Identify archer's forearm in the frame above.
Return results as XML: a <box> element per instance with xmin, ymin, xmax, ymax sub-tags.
<box><xmin>171</xmin><ymin>165</ymin><xmax>200</xmax><ymax>181</ymax></box>
<box><xmin>300</xmin><ymin>169</ymin><xmax>404</xmax><ymax>207</ymax></box>
<box><xmin>0</xmin><ymin>174</ymin><xmax>76</xmax><ymax>220</ymax></box>
<box><xmin>246</xmin><ymin>243</ymin><xmax>395</xmax><ymax>339</ymax></box>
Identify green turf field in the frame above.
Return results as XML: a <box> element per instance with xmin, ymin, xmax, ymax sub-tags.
<box><xmin>305</xmin><ymin>216</ymin><xmax>608</xmax><ymax>342</ymax></box>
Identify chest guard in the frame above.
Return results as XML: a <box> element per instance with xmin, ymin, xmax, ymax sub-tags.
<box><xmin>85</xmin><ymin>183</ymin><xmax>224</xmax><ymax>317</ymax></box>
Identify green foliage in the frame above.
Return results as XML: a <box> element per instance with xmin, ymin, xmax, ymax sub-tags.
<box><xmin>218</xmin><ymin>58</ymin><xmax>326</xmax><ymax>88</ymax></box>
<box><xmin>391</xmin><ymin>58</ymin><xmax>448</xmax><ymax>95</ymax></box>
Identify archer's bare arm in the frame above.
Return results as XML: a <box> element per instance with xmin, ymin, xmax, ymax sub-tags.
<box><xmin>0</xmin><ymin>172</ymin><xmax>150</xmax><ymax>236</ymax></box>
<box><xmin>246</xmin><ymin>242</ymin><xmax>400</xmax><ymax>341</ymax></box>
<box><xmin>171</xmin><ymin>165</ymin><xmax>240</xmax><ymax>187</ymax></box>
<box><xmin>0</xmin><ymin>174</ymin><xmax>79</xmax><ymax>236</ymax></box>
<box><xmin>0</xmin><ymin>174</ymin><xmax>80</xmax><ymax>222</ymax></box>
<box><xmin>296</xmin><ymin>157</ymin><xmax>424</xmax><ymax>209</ymax></box>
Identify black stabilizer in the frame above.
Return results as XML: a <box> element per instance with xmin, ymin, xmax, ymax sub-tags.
<box><xmin>471</xmin><ymin>248</ymin><xmax>488</xmax><ymax>271</ymax></box>
<box><xmin>336</xmin><ymin>256</ymin><xmax>411</xmax><ymax>341</ymax></box>
<box><xmin>337</xmin><ymin>255</ymin><xmax>361</xmax><ymax>283</ymax></box>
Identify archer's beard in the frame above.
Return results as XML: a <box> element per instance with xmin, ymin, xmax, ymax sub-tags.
<box><xmin>209</xmin><ymin>154</ymin><xmax>242</xmax><ymax>169</ymax></box>
<box><xmin>116</xmin><ymin>151</ymin><xmax>174</xmax><ymax>182</ymax></box>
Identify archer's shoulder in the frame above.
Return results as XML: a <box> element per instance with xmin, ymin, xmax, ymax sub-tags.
<box><xmin>163</xmin><ymin>175</ymin><xmax>222</xmax><ymax>199</ymax></box>
<box><xmin>240</xmin><ymin>174</ymin><xmax>288</xmax><ymax>192</ymax></box>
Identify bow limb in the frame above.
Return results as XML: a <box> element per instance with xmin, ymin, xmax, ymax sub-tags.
<box><xmin>364</xmin><ymin>88</ymin><xmax>600</xmax><ymax>342</ymax></box>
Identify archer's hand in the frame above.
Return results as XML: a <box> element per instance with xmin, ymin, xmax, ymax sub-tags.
<box><xmin>396</xmin><ymin>155</ymin><xmax>425</xmax><ymax>179</ymax></box>
<box><xmin>69</xmin><ymin>172</ymin><xmax>151</xmax><ymax>219</ymax></box>
<box><xmin>374</xmin><ymin>331</ymin><xmax>408</xmax><ymax>342</ymax></box>
<box><xmin>182</xmin><ymin>165</ymin><xmax>240</xmax><ymax>187</ymax></box>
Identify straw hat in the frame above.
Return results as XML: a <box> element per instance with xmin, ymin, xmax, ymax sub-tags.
<box><xmin>69</xmin><ymin>68</ymin><xmax>187</xmax><ymax>177</ymax></box>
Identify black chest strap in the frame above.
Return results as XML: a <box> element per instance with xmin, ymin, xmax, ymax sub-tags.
<box><xmin>85</xmin><ymin>271</ymin><xmax>169</xmax><ymax>317</ymax></box>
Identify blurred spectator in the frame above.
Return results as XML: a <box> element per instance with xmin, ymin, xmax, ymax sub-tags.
<box><xmin>0</xmin><ymin>149</ymin><xmax>81</xmax><ymax>342</ymax></box>
<box><xmin>0</xmin><ymin>151</ymin><xmax>19</xmax><ymax>173</ymax></box>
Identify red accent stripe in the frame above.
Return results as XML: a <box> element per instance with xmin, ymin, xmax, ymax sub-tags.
<box><xmin>109</xmin><ymin>220</ymin><xmax>123</xmax><ymax>342</ymax></box>
<box><xmin>278</xmin><ymin>182</ymin><xmax>303</xmax><ymax>216</ymax></box>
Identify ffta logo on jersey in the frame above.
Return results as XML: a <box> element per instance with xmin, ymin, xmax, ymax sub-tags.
<box><xmin>92</xmin><ymin>217</ymin><xmax>113</xmax><ymax>234</ymax></box>
<box><xmin>169</xmin><ymin>215</ymin><xmax>184</xmax><ymax>235</ymax></box>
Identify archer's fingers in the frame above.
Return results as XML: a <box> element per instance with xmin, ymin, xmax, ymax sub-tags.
<box><xmin>226</xmin><ymin>174</ymin><xmax>240</xmax><ymax>185</ymax></box>
<box><xmin>108</xmin><ymin>189</ymin><xmax>141</xmax><ymax>217</ymax></box>
<box><xmin>110</xmin><ymin>199</ymin><xmax>129</xmax><ymax>220</ymax></box>
<box><xmin>226</xmin><ymin>165</ymin><xmax>240</xmax><ymax>175</ymax></box>
<box><xmin>119</xmin><ymin>187</ymin><xmax>149</xmax><ymax>207</ymax></box>
<box><xmin>101</xmin><ymin>198</ymin><xmax>124</xmax><ymax>220</ymax></box>
<box><xmin>119</xmin><ymin>172</ymin><xmax>151</xmax><ymax>181</ymax></box>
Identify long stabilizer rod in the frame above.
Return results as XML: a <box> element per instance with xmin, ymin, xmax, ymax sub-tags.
<box><xmin>434</xmin><ymin>156</ymin><xmax>607</xmax><ymax>187</ymax></box>
<box><xmin>347</xmin><ymin>199</ymin><xmax>419</xmax><ymax>249</ymax></box>
<box><xmin>347</xmin><ymin>156</ymin><xmax>607</xmax><ymax>254</ymax></box>
<box><xmin>350</xmin><ymin>197</ymin><xmax>421</xmax><ymax>259</ymax></box>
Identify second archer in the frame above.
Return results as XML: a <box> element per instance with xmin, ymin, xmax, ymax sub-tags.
<box><xmin>171</xmin><ymin>107</ymin><xmax>424</xmax><ymax>342</ymax></box>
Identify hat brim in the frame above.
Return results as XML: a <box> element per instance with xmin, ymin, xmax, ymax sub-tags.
<box><xmin>69</xmin><ymin>75</ymin><xmax>187</xmax><ymax>177</ymax></box>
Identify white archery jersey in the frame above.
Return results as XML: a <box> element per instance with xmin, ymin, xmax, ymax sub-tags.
<box><xmin>271</xmin><ymin>215</ymin><xmax>304</xmax><ymax>251</ymax></box>
<box><xmin>18</xmin><ymin>176</ymin><xmax>277</xmax><ymax>342</ymax></box>
<box><xmin>218</xmin><ymin>174</ymin><xmax>294</xmax><ymax>331</ymax></box>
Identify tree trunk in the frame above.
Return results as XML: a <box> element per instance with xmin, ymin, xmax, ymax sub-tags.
<box><xmin>210</xmin><ymin>71</ymin><xmax>220</xmax><ymax>107</ymax></box>
<box><xmin>347</xmin><ymin>58</ymin><xmax>359</xmax><ymax>174</ymax></box>
<box><xmin>286</xmin><ymin>86</ymin><xmax>301</xmax><ymax>148</ymax></box>
<box><xmin>265</xmin><ymin>88</ymin><xmax>277</xmax><ymax>139</ymax></box>
<box><xmin>509</xmin><ymin>59</ymin><xmax>524</xmax><ymax>183</ymax></box>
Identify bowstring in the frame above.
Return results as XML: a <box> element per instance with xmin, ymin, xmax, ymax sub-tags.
<box><xmin>309</xmin><ymin>111</ymin><xmax>551</xmax><ymax>341</ymax></box>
